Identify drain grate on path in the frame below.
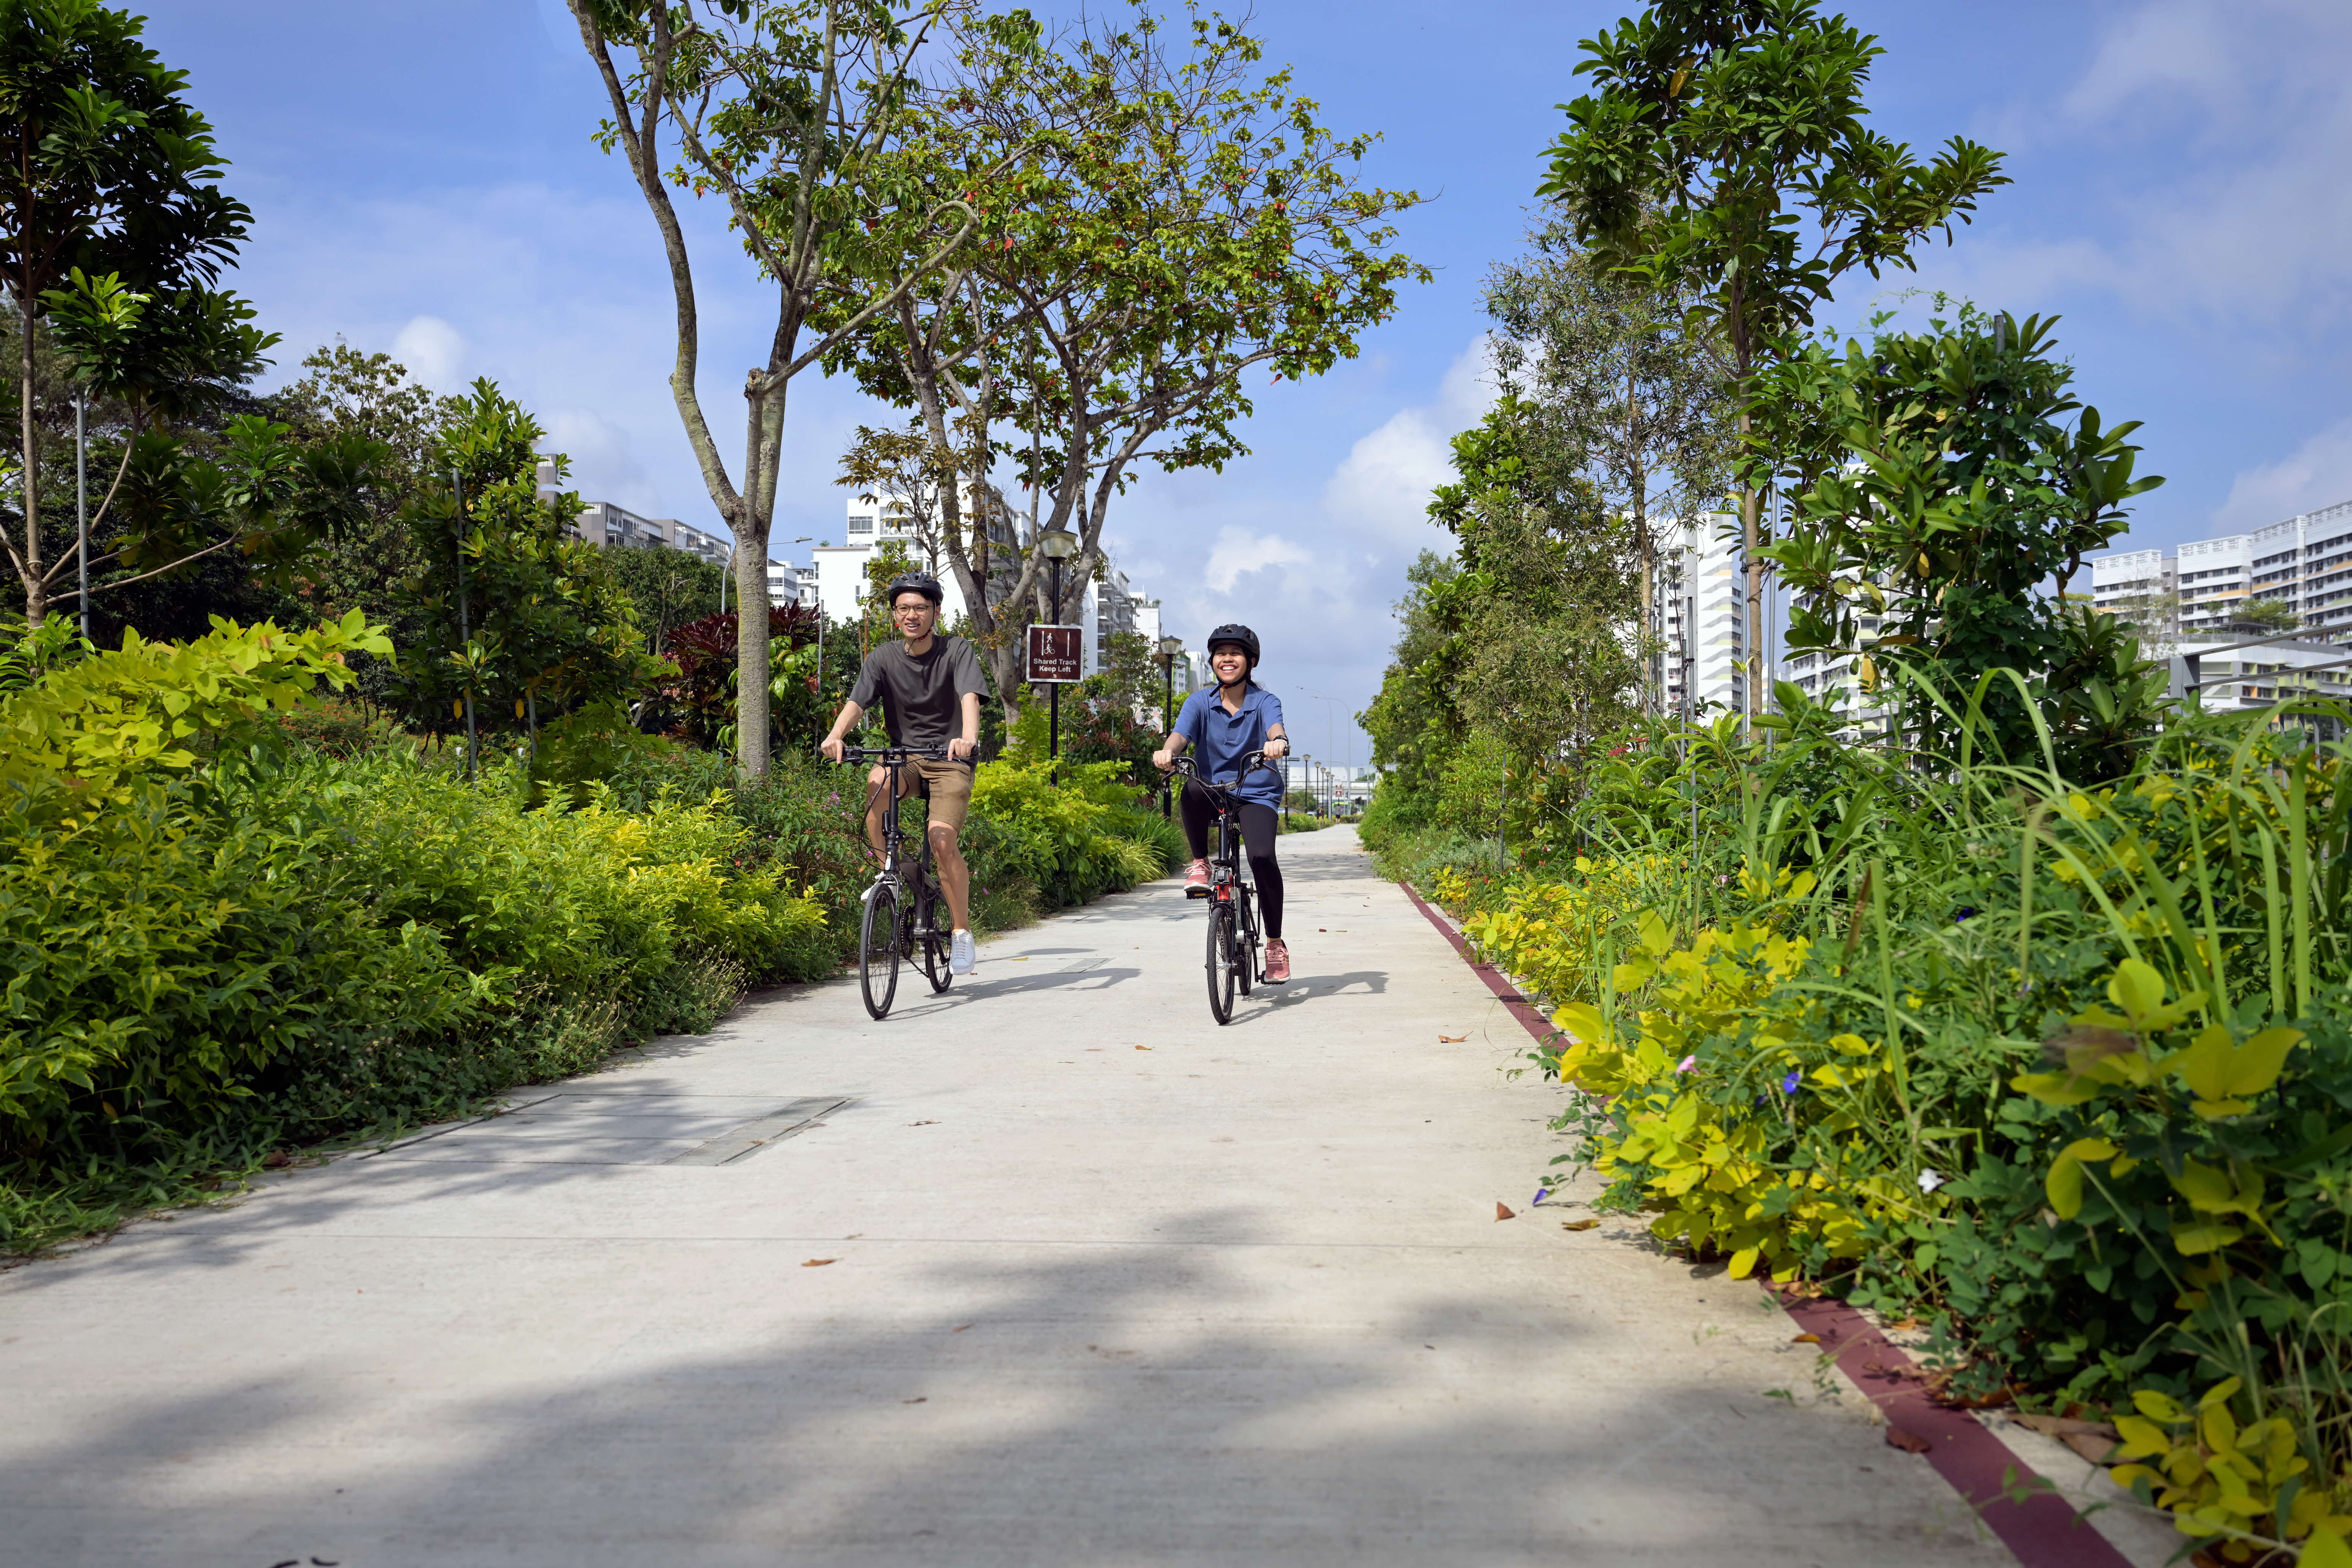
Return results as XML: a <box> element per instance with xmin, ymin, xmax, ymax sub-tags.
<box><xmin>375</xmin><ymin>1094</ymin><xmax>853</xmax><ymax>1167</ymax></box>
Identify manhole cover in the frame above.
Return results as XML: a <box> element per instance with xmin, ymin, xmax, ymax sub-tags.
<box><xmin>378</xmin><ymin>1094</ymin><xmax>852</xmax><ymax>1167</ymax></box>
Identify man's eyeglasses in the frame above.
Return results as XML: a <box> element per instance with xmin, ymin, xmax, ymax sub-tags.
<box><xmin>894</xmin><ymin>606</ymin><xmax>931</xmax><ymax>618</ymax></box>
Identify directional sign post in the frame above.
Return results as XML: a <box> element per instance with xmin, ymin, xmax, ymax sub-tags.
<box><xmin>1026</xmin><ymin>624</ymin><xmax>1083</xmax><ymax>684</ymax></box>
<box><xmin>1028</xmin><ymin>624</ymin><xmax>1083</xmax><ymax>773</ymax></box>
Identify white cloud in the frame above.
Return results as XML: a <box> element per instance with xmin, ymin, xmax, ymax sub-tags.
<box><xmin>1203</xmin><ymin>527</ymin><xmax>1311</xmax><ymax>593</ymax></box>
<box><xmin>542</xmin><ymin>407</ymin><xmax>660</xmax><ymax>517</ymax></box>
<box><xmin>390</xmin><ymin>315</ymin><xmax>469</xmax><ymax>390</ymax></box>
<box><xmin>2062</xmin><ymin>0</ymin><xmax>2246</xmax><ymax>123</ymax></box>
<box><xmin>1932</xmin><ymin>0</ymin><xmax>2352</xmax><ymax>330</ymax></box>
<box><xmin>1320</xmin><ymin>336</ymin><xmax>1494</xmax><ymax>550</ymax></box>
<box><xmin>2214</xmin><ymin>416</ymin><xmax>2352</xmax><ymax>531</ymax></box>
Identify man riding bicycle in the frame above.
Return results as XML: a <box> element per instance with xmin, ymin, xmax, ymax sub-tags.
<box><xmin>1151</xmin><ymin>624</ymin><xmax>1293</xmax><ymax>983</ymax></box>
<box><xmin>820</xmin><ymin>573</ymin><xmax>984</xmax><ymax>977</ymax></box>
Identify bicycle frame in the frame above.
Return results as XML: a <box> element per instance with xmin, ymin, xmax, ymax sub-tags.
<box><xmin>1168</xmin><ymin>752</ymin><xmax>1275</xmax><ymax>1022</ymax></box>
<box><xmin>841</xmin><ymin>744</ymin><xmax>953</xmax><ymax>1017</ymax></box>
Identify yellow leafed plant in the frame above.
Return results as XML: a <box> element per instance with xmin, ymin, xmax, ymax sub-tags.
<box><xmin>2110</xmin><ymin>1378</ymin><xmax>2352</xmax><ymax>1561</ymax></box>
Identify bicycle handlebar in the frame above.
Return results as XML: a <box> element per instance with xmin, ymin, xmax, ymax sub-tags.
<box><xmin>1165</xmin><ymin>749</ymin><xmax>1279</xmax><ymax>787</ymax></box>
<box><xmin>838</xmin><ymin>743</ymin><xmax>952</xmax><ymax>765</ymax></box>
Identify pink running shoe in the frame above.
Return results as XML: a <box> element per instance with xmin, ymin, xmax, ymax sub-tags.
<box><xmin>1183</xmin><ymin>858</ymin><xmax>1211</xmax><ymax>897</ymax></box>
<box><xmin>1264</xmin><ymin>938</ymin><xmax>1291</xmax><ymax>983</ymax></box>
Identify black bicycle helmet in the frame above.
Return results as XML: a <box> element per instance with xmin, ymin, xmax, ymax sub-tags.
<box><xmin>886</xmin><ymin>572</ymin><xmax>944</xmax><ymax>607</ymax></box>
<box><xmin>1206</xmin><ymin>623</ymin><xmax>1260</xmax><ymax>668</ymax></box>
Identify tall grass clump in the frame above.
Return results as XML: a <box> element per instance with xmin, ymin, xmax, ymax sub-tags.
<box><xmin>1410</xmin><ymin>670</ymin><xmax>2352</xmax><ymax>1562</ymax></box>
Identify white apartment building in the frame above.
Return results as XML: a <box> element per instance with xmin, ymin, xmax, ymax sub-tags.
<box><xmin>2091</xmin><ymin>498</ymin><xmax>2352</xmax><ymax>644</ymax></box>
<box><xmin>817</xmin><ymin>487</ymin><xmax>1170</xmax><ymax>680</ymax></box>
<box><xmin>766</xmin><ymin>560</ymin><xmax>818</xmax><ymax>610</ymax></box>
<box><xmin>572</xmin><ymin>501</ymin><xmax>733</xmax><ymax>568</ymax></box>
<box><xmin>1659</xmin><ymin>513</ymin><xmax>1748</xmax><ymax>718</ymax></box>
<box><xmin>2171</xmin><ymin>637</ymin><xmax>2352</xmax><ymax>712</ymax></box>
<box><xmin>815</xmin><ymin>482</ymin><xmax>1021</xmax><ymax>630</ymax></box>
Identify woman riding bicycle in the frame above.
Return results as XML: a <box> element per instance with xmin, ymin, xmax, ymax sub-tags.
<box><xmin>1151</xmin><ymin>624</ymin><xmax>1293</xmax><ymax>983</ymax></box>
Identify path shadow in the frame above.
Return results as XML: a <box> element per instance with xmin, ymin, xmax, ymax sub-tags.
<box><xmin>0</xmin><ymin>1203</ymin><xmax>2007</xmax><ymax>1568</ymax></box>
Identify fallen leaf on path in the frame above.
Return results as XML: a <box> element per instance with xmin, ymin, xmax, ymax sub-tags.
<box><xmin>1886</xmin><ymin>1315</ymin><xmax>1922</xmax><ymax>1331</ymax></box>
<box><xmin>1495</xmin><ymin>1202</ymin><xmax>1516</xmax><ymax>1220</ymax></box>
<box><xmin>1439</xmin><ymin>1033</ymin><xmax>1467</xmax><ymax>1042</ymax></box>
<box><xmin>1134</xmin><ymin>1045</ymin><xmax>1152</xmax><ymax>1051</ymax></box>
<box><xmin>2062</xmin><ymin>1430</ymin><xmax>2121</xmax><ymax>1464</ymax></box>
<box><xmin>262</xmin><ymin>1151</ymin><xmax>292</xmax><ymax>1169</ymax></box>
<box><xmin>1791</xmin><ymin>1333</ymin><xmax>1821</xmax><ymax>1344</ymax></box>
<box><xmin>1884</xmin><ymin>1427</ymin><xmax>1933</xmax><ymax>1454</ymax></box>
<box><xmin>1559</xmin><ymin>1219</ymin><xmax>1600</xmax><ymax>1231</ymax></box>
<box><xmin>803</xmin><ymin>1258</ymin><xmax>837</xmax><ymax>1268</ymax></box>
<box><xmin>950</xmin><ymin>1324</ymin><xmax>972</xmax><ymax>1332</ymax></box>
<box><xmin>909</xmin><ymin>1120</ymin><xmax>939</xmax><ymax>1126</ymax></box>
<box><xmin>903</xmin><ymin>1397</ymin><xmax>927</xmax><ymax>1404</ymax></box>
<box><xmin>2013</xmin><ymin>1413</ymin><xmax>2120</xmax><ymax>1463</ymax></box>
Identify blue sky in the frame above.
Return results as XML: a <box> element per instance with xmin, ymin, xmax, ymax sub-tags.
<box><xmin>145</xmin><ymin>0</ymin><xmax>2352</xmax><ymax>768</ymax></box>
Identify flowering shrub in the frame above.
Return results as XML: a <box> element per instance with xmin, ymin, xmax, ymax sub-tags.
<box><xmin>1532</xmin><ymin>911</ymin><xmax>1920</xmax><ymax>1282</ymax></box>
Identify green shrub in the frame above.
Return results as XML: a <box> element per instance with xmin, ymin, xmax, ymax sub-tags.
<box><xmin>0</xmin><ymin>766</ymin><xmax>481</xmax><ymax>1166</ymax></box>
<box><xmin>967</xmin><ymin>759</ymin><xmax>1174</xmax><ymax>907</ymax></box>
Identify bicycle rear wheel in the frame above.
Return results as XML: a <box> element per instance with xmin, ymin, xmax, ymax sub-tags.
<box><xmin>1206</xmin><ymin>900</ymin><xmax>1236</xmax><ymax>1025</ymax></box>
<box><xmin>860</xmin><ymin>884</ymin><xmax>903</xmax><ymax>1019</ymax></box>
<box><xmin>912</xmin><ymin>877</ymin><xmax>952</xmax><ymax>994</ymax></box>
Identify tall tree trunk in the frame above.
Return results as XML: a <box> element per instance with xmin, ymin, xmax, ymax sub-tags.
<box><xmin>19</xmin><ymin>302</ymin><xmax>41</xmax><ymax>627</ymax></box>
<box><xmin>736</xmin><ymin>383</ymin><xmax>774</xmax><ymax>780</ymax></box>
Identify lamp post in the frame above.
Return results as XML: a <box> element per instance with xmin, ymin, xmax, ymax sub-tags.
<box><xmin>1038</xmin><ymin>526</ymin><xmax>1079</xmax><ymax>775</ymax></box>
<box><xmin>1154</xmin><ymin>633</ymin><xmax>1184</xmax><ymax>817</ymax></box>
<box><xmin>1299</xmin><ymin>688</ymin><xmax>1342</xmax><ymax>818</ymax></box>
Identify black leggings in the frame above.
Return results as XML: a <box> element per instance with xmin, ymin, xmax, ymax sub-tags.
<box><xmin>1179</xmin><ymin>782</ymin><xmax>1283</xmax><ymax>939</ymax></box>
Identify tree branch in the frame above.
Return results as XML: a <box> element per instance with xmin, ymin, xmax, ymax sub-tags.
<box><xmin>567</xmin><ymin>0</ymin><xmax>742</xmax><ymax>524</ymax></box>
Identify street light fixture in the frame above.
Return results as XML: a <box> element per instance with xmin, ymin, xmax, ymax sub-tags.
<box><xmin>1154</xmin><ymin>634</ymin><xmax>1185</xmax><ymax>818</ymax></box>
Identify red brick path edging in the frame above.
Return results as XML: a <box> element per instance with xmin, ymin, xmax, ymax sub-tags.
<box><xmin>1397</xmin><ymin>878</ymin><xmax>2133</xmax><ymax>1568</ymax></box>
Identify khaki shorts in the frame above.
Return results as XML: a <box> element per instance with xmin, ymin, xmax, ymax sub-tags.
<box><xmin>890</xmin><ymin>757</ymin><xmax>973</xmax><ymax>833</ymax></box>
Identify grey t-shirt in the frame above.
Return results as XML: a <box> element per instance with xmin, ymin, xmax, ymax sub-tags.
<box><xmin>847</xmin><ymin>634</ymin><xmax>986</xmax><ymax>749</ymax></box>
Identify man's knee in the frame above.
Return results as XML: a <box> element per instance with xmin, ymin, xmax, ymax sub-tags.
<box><xmin>929</xmin><ymin>824</ymin><xmax>963</xmax><ymax>863</ymax></box>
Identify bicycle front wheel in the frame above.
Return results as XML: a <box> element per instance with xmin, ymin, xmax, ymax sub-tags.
<box><xmin>1236</xmin><ymin>887</ymin><xmax>1257</xmax><ymax>996</ymax></box>
<box><xmin>860</xmin><ymin>884</ymin><xmax>903</xmax><ymax>1020</ymax></box>
<box><xmin>1206</xmin><ymin>901</ymin><xmax>1236</xmax><ymax>1025</ymax></box>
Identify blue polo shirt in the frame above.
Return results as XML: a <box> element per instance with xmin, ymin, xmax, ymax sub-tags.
<box><xmin>1175</xmin><ymin>683</ymin><xmax>1285</xmax><ymax>806</ymax></box>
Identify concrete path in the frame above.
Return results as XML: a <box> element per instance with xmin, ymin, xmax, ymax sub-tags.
<box><xmin>7</xmin><ymin>828</ymin><xmax>2052</xmax><ymax>1566</ymax></box>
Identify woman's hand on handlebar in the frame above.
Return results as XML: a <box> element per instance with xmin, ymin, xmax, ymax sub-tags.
<box><xmin>1263</xmin><ymin>736</ymin><xmax>1289</xmax><ymax>760</ymax></box>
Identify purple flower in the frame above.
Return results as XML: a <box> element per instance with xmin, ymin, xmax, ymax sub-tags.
<box><xmin>1676</xmin><ymin>1054</ymin><xmax>1698</xmax><ymax>1073</ymax></box>
<box><xmin>1780</xmin><ymin>1068</ymin><xmax>1802</xmax><ymax>1094</ymax></box>
<box><xmin>1532</xmin><ymin>1188</ymin><xmax>1549</xmax><ymax>1206</ymax></box>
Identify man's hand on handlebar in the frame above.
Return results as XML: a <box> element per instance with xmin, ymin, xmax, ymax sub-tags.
<box><xmin>947</xmin><ymin>737</ymin><xmax>976</xmax><ymax>762</ymax></box>
<box><xmin>820</xmin><ymin>735</ymin><xmax>846</xmax><ymax>764</ymax></box>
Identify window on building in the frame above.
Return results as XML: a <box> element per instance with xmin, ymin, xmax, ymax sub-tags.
<box><xmin>849</xmin><ymin>514</ymin><xmax>873</xmax><ymax>536</ymax></box>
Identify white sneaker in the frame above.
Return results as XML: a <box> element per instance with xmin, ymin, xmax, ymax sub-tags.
<box><xmin>951</xmin><ymin>929</ymin><xmax>975</xmax><ymax>975</ymax></box>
